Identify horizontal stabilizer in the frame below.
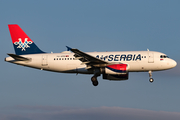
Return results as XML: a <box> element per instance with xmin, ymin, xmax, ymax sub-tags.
<box><xmin>7</xmin><ymin>53</ymin><xmax>30</xmax><ymax>61</ymax></box>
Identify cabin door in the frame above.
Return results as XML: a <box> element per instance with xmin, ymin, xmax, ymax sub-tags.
<box><xmin>42</xmin><ymin>55</ymin><xmax>48</xmax><ymax>66</ymax></box>
<box><xmin>148</xmin><ymin>52</ymin><xmax>154</xmax><ymax>63</ymax></box>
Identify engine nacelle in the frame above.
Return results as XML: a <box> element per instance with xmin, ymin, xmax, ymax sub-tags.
<box><xmin>101</xmin><ymin>64</ymin><xmax>128</xmax><ymax>75</ymax></box>
<box><xmin>103</xmin><ymin>73</ymin><xmax>129</xmax><ymax>81</ymax></box>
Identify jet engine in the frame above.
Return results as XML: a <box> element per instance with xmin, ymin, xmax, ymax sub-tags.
<box><xmin>100</xmin><ymin>64</ymin><xmax>129</xmax><ymax>80</ymax></box>
<box><xmin>101</xmin><ymin>64</ymin><xmax>128</xmax><ymax>75</ymax></box>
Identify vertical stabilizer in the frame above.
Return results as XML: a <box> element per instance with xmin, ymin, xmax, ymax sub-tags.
<box><xmin>8</xmin><ymin>24</ymin><xmax>45</xmax><ymax>55</ymax></box>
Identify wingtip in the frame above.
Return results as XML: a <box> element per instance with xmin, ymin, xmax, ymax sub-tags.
<box><xmin>66</xmin><ymin>46</ymin><xmax>72</xmax><ymax>51</ymax></box>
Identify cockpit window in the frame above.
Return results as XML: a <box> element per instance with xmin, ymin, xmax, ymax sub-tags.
<box><xmin>160</xmin><ymin>55</ymin><xmax>169</xmax><ymax>58</ymax></box>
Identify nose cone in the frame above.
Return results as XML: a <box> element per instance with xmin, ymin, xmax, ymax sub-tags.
<box><xmin>171</xmin><ymin>59</ymin><xmax>177</xmax><ymax>68</ymax></box>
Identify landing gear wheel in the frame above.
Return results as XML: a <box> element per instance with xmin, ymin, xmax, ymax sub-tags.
<box><xmin>91</xmin><ymin>76</ymin><xmax>99</xmax><ymax>86</ymax></box>
<box><xmin>92</xmin><ymin>80</ymin><xmax>99</xmax><ymax>86</ymax></box>
<box><xmin>149</xmin><ymin>78</ymin><xmax>154</xmax><ymax>83</ymax></box>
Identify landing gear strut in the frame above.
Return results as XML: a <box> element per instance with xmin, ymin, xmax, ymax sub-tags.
<box><xmin>91</xmin><ymin>68</ymin><xmax>101</xmax><ymax>86</ymax></box>
<box><xmin>91</xmin><ymin>76</ymin><xmax>99</xmax><ymax>86</ymax></box>
<box><xmin>149</xmin><ymin>70</ymin><xmax>154</xmax><ymax>83</ymax></box>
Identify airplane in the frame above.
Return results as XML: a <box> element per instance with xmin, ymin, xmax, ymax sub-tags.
<box><xmin>5</xmin><ymin>24</ymin><xmax>177</xmax><ymax>86</ymax></box>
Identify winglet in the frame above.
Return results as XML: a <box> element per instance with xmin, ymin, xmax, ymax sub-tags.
<box><xmin>66</xmin><ymin>46</ymin><xmax>72</xmax><ymax>51</ymax></box>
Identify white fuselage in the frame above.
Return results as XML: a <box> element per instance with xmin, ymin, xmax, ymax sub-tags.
<box><xmin>6</xmin><ymin>24</ymin><xmax>177</xmax><ymax>86</ymax></box>
<box><xmin>5</xmin><ymin>51</ymin><xmax>177</xmax><ymax>74</ymax></box>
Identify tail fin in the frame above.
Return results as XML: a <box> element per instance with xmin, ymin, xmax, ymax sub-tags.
<box><xmin>8</xmin><ymin>24</ymin><xmax>45</xmax><ymax>55</ymax></box>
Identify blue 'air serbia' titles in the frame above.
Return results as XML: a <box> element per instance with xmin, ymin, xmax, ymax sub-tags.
<box><xmin>96</xmin><ymin>54</ymin><xmax>141</xmax><ymax>61</ymax></box>
<box><xmin>5</xmin><ymin>24</ymin><xmax>177</xmax><ymax>86</ymax></box>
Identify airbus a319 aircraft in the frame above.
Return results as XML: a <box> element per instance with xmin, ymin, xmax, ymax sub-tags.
<box><xmin>5</xmin><ymin>24</ymin><xmax>177</xmax><ymax>86</ymax></box>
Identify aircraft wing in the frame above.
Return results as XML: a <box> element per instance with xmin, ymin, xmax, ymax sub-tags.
<box><xmin>66</xmin><ymin>46</ymin><xmax>109</xmax><ymax>68</ymax></box>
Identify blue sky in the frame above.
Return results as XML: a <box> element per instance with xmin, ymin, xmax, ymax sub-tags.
<box><xmin>1</xmin><ymin>0</ymin><xmax>180</xmax><ymax>120</ymax></box>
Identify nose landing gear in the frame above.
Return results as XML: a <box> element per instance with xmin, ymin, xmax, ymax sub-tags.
<box><xmin>149</xmin><ymin>70</ymin><xmax>154</xmax><ymax>83</ymax></box>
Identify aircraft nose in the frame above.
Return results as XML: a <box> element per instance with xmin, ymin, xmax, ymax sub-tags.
<box><xmin>171</xmin><ymin>59</ymin><xmax>177</xmax><ymax>68</ymax></box>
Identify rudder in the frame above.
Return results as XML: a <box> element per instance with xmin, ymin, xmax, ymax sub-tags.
<box><xmin>8</xmin><ymin>24</ymin><xmax>45</xmax><ymax>55</ymax></box>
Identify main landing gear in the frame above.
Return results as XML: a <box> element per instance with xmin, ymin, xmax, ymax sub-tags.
<box><xmin>149</xmin><ymin>70</ymin><xmax>154</xmax><ymax>83</ymax></box>
<box><xmin>91</xmin><ymin>68</ymin><xmax>101</xmax><ymax>86</ymax></box>
<box><xmin>91</xmin><ymin>76</ymin><xmax>99</xmax><ymax>86</ymax></box>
